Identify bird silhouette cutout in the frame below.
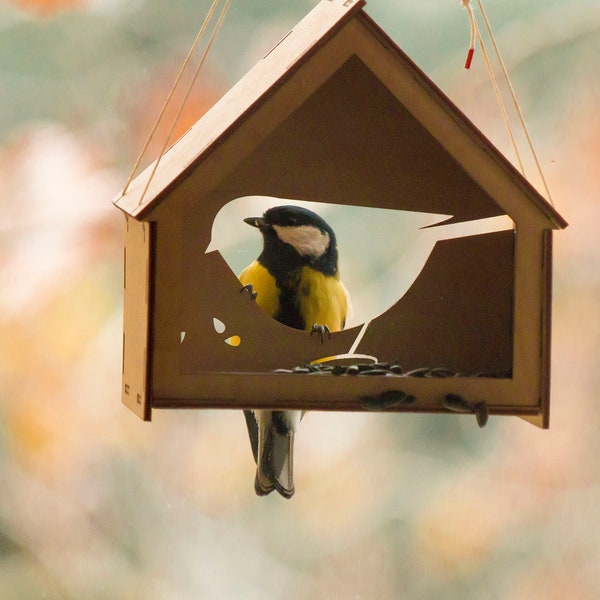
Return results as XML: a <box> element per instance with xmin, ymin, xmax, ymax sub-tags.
<box><xmin>207</xmin><ymin>196</ymin><xmax>512</xmax><ymax>330</ymax></box>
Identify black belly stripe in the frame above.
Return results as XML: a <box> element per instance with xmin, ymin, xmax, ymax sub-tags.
<box><xmin>274</xmin><ymin>269</ymin><xmax>305</xmax><ymax>331</ymax></box>
<box><xmin>275</xmin><ymin>288</ymin><xmax>305</xmax><ymax>330</ymax></box>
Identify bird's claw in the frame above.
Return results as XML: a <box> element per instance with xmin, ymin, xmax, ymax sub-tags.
<box><xmin>311</xmin><ymin>323</ymin><xmax>331</xmax><ymax>344</ymax></box>
<box><xmin>240</xmin><ymin>283</ymin><xmax>257</xmax><ymax>300</ymax></box>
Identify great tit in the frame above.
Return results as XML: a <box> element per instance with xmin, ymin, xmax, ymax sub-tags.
<box><xmin>239</xmin><ymin>205</ymin><xmax>349</xmax><ymax>498</ymax></box>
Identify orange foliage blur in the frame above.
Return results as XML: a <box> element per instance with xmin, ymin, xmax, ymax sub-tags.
<box><xmin>10</xmin><ymin>0</ymin><xmax>83</xmax><ymax>17</ymax></box>
<box><xmin>126</xmin><ymin>68</ymin><xmax>224</xmax><ymax>171</ymax></box>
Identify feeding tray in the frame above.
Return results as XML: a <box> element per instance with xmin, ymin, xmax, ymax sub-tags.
<box><xmin>114</xmin><ymin>0</ymin><xmax>566</xmax><ymax>427</ymax></box>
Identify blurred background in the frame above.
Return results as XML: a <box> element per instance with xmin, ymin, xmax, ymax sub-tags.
<box><xmin>0</xmin><ymin>0</ymin><xmax>598</xmax><ymax>598</ymax></box>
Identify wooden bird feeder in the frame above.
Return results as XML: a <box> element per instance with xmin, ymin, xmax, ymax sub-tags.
<box><xmin>114</xmin><ymin>0</ymin><xmax>566</xmax><ymax>427</ymax></box>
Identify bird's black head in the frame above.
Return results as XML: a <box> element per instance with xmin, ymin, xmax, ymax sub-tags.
<box><xmin>244</xmin><ymin>205</ymin><xmax>339</xmax><ymax>277</ymax></box>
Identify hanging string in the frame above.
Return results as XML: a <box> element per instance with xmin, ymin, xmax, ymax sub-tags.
<box><xmin>122</xmin><ymin>0</ymin><xmax>221</xmax><ymax>197</ymax></box>
<box><xmin>475</xmin><ymin>0</ymin><xmax>554</xmax><ymax>206</ymax></box>
<box><xmin>462</xmin><ymin>0</ymin><xmax>476</xmax><ymax>69</ymax></box>
<box><xmin>136</xmin><ymin>0</ymin><xmax>232</xmax><ymax>207</ymax></box>
<box><xmin>462</xmin><ymin>1</ymin><xmax>554</xmax><ymax>205</ymax></box>
<box><xmin>121</xmin><ymin>0</ymin><xmax>231</xmax><ymax>205</ymax></box>
<box><xmin>462</xmin><ymin>0</ymin><xmax>525</xmax><ymax>176</ymax></box>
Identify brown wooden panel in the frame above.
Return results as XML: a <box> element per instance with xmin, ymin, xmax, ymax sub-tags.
<box><xmin>220</xmin><ymin>55</ymin><xmax>504</xmax><ymax>224</ymax></box>
<box><xmin>357</xmin><ymin>230</ymin><xmax>514</xmax><ymax>374</ymax></box>
<box><xmin>121</xmin><ymin>217</ymin><xmax>152</xmax><ymax>420</ymax></box>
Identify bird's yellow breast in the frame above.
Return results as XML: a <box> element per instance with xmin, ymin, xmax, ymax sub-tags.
<box><xmin>238</xmin><ymin>261</ymin><xmax>348</xmax><ymax>332</ymax></box>
<box><xmin>239</xmin><ymin>261</ymin><xmax>280</xmax><ymax>318</ymax></box>
<box><xmin>297</xmin><ymin>266</ymin><xmax>347</xmax><ymax>332</ymax></box>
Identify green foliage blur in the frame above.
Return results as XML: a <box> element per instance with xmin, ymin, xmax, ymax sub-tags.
<box><xmin>0</xmin><ymin>1</ymin><xmax>599</xmax><ymax>598</ymax></box>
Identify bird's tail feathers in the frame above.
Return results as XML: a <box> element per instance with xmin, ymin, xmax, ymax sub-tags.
<box><xmin>255</xmin><ymin>420</ymin><xmax>295</xmax><ymax>499</ymax></box>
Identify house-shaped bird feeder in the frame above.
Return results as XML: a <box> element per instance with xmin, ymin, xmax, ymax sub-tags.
<box><xmin>114</xmin><ymin>0</ymin><xmax>566</xmax><ymax>428</ymax></box>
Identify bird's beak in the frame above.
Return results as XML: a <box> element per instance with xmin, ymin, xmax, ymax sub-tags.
<box><xmin>244</xmin><ymin>216</ymin><xmax>267</xmax><ymax>228</ymax></box>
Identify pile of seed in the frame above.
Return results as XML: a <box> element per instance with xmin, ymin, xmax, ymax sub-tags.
<box><xmin>275</xmin><ymin>363</ymin><xmax>511</xmax><ymax>378</ymax></box>
<box><xmin>272</xmin><ymin>362</ymin><xmax>500</xmax><ymax>426</ymax></box>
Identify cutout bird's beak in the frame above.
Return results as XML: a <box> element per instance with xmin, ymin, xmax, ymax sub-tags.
<box><xmin>244</xmin><ymin>216</ymin><xmax>267</xmax><ymax>228</ymax></box>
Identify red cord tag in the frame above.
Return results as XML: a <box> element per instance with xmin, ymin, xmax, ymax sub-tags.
<box><xmin>464</xmin><ymin>47</ymin><xmax>475</xmax><ymax>69</ymax></box>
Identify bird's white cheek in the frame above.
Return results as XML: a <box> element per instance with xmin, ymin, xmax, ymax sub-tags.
<box><xmin>273</xmin><ymin>224</ymin><xmax>329</xmax><ymax>258</ymax></box>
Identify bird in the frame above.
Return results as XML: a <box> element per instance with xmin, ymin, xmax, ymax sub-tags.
<box><xmin>238</xmin><ymin>205</ymin><xmax>349</xmax><ymax>498</ymax></box>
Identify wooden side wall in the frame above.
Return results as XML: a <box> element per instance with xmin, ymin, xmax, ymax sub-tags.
<box><xmin>121</xmin><ymin>216</ymin><xmax>153</xmax><ymax>420</ymax></box>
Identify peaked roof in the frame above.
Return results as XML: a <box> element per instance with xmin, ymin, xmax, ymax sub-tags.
<box><xmin>114</xmin><ymin>0</ymin><xmax>566</xmax><ymax>230</ymax></box>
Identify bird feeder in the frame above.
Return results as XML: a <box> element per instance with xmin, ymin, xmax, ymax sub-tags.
<box><xmin>114</xmin><ymin>0</ymin><xmax>566</xmax><ymax>427</ymax></box>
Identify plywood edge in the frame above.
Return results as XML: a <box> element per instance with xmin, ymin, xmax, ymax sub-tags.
<box><xmin>516</xmin><ymin>229</ymin><xmax>553</xmax><ymax>429</ymax></box>
<box><xmin>539</xmin><ymin>229</ymin><xmax>553</xmax><ymax>429</ymax></box>
<box><xmin>121</xmin><ymin>216</ymin><xmax>153</xmax><ymax>420</ymax></box>
<box><xmin>149</xmin><ymin>372</ymin><xmax>537</xmax><ymax>414</ymax></box>
<box><xmin>518</xmin><ymin>413</ymin><xmax>546</xmax><ymax>428</ymax></box>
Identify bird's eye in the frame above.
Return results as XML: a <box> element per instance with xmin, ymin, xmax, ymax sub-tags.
<box><xmin>285</xmin><ymin>217</ymin><xmax>297</xmax><ymax>226</ymax></box>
